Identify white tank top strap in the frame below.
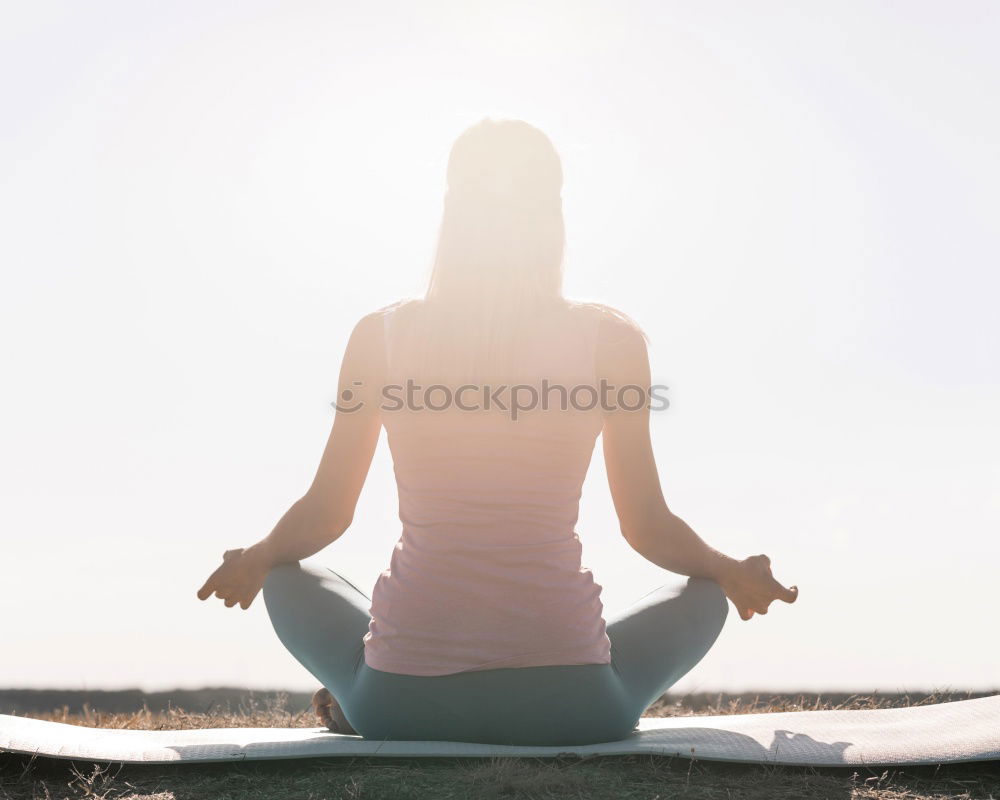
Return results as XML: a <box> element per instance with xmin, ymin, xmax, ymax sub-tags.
<box><xmin>382</xmin><ymin>303</ymin><xmax>398</xmax><ymax>374</ymax></box>
<box><xmin>582</xmin><ymin>303</ymin><xmax>604</xmax><ymax>386</ymax></box>
<box><xmin>590</xmin><ymin>306</ymin><xmax>602</xmax><ymax>381</ymax></box>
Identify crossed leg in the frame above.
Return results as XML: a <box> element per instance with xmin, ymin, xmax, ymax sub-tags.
<box><xmin>262</xmin><ymin>563</ymin><xmax>729</xmax><ymax>743</ymax></box>
<box><xmin>604</xmin><ymin>577</ymin><xmax>730</xmax><ymax>723</ymax></box>
<box><xmin>262</xmin><ymin>563</ymin><xmax>371</xmax><ymax>732</ymax></box>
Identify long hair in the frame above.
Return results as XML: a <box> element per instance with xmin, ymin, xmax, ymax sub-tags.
<box><xmin>390</xmin><ymin>118</ymin><xmax>568</xmax><ymax>386</ymax></box>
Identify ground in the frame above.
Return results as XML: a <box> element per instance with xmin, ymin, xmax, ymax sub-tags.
<box><xmin>2</xmin><ymin>692</ymin><xmax>998</xmax><ymax>800</ymax></box>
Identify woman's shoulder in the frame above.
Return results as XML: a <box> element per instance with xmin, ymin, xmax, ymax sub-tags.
<box><xmin>565</xmin><ymin>301</ymin><xmax>650</xmax><ymax>382</ymax></box>
<box><xmin>342</xmin><ymin>299</ymin><xmax>422</xmax><ymax>354</ymax></box>
<box><xmin>357</xmin><ymin>297</ymin><xmax>423</xmax><ymax>327</ymax></box>
<box><xmin>371</xmin><ymin>297</ymin><xmax>422</xmax><ymax>317</ymax></box>
<box><xmin>563</xmin><ymin>299</ymin><xmax>648</xmax><ymax>345</ymax></box>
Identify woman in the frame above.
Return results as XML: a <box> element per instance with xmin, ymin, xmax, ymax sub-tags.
<box><xmin>197</xmin><ymin>118</ymin><xmax>798</xmax><ymax>746</ymax></box>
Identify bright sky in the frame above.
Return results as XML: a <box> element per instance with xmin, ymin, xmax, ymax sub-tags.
<box><xmin>2</xmin><ymin>1</ymin><xmax>998</xmax><ymax>696</ymax></box>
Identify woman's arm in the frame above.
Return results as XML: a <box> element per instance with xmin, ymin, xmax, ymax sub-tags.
<box><xmin>197</xmin><ymin>310</ymin><xmax>387</xmax><ymax>609</ymax></box>
<box><xmin>598</xmin><ymin>311</ymin><xmax>798</xmax><ymax>620</ymax></box>
<box><xmin>249</xmin><ymin>310</ymin><xmax>386</xmax><ymax>565</ymax></box>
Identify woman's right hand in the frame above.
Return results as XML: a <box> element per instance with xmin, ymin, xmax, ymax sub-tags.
<box><xmin>716</xmin><ymin>554</ymin><xmax>798</xmax><ymax>620</ymax></box>
<box><xmin>197</xmin><ymin>545</ymin><xmax>273</xmax><ymax>611</ymax></box>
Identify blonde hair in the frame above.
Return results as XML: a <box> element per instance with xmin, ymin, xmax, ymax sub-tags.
<box><xmin>390</xmin><ymin>118</ymin><xmax>567</xmax><ymax>386</ymax></box>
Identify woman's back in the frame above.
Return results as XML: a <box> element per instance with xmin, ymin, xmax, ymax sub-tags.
<box><xmin>362</xmin><ymin>300</ymin><xmax>613</xmax><ymax>676</ymax></box>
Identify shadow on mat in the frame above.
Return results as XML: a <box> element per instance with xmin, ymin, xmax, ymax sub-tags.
<box><xmin>165</xmin><ymin>726</ymin><xmax>852</xmax><ymax>767</ymax></box>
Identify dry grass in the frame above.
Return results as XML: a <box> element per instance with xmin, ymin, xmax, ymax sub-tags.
<box><xmin>2</xmin><ymin>692</ymin><xmax>998</xmax><ymax>800</ymax></box>
<box><xmin>646</xmin><ymin>689</ymin><xmax>996</xmax><ymax>717</ymax></box>
<box><xmin>25</xmin><ymin>693</ymin><xmax>316</xmax><ymax>732</ymax></box>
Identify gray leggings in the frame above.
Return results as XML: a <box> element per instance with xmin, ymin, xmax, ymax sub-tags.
<box><xmin>263</xmin><ymin>563</ymin><xmax>728</xmax><ymax>746</ymax></box>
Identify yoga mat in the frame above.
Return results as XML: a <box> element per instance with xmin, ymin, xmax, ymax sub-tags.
<box><xmin>2</xmin><ymin>697</ymin><xmax>998</xmax><ymax>767</ymax></box>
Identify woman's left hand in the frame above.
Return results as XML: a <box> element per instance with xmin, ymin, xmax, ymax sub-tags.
<box><xmin>197</xmin><ymin>546</ymin><xmax>272</xmax><ymax>610</ymax></box>
<box><xmin>716</xmin><ymin>554</ymin><xmax>798</xmax><ymax>621</ymax></box>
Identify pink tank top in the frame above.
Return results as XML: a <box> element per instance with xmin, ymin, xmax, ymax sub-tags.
<box><xmin>362</xmin><ymin>303</ymin><xmax>613</xmax><ymax>676</ymax></box>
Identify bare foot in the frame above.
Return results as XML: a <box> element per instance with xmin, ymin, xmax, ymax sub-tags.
<box><xmin>312</xmin><ymin>687</ymin><xmax>358</xmax><ymax>735</ymax></box>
